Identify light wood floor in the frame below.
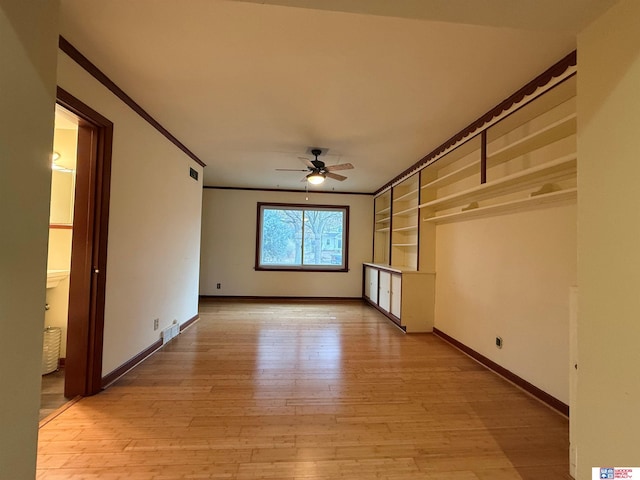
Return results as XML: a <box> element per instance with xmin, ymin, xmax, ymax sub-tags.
<box><xmin>37</xmin><ymin>299</ymin><xmax>571</xmax><ymax>479</ymax></box>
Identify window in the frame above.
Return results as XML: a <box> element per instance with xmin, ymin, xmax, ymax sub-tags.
<box><xmin>256</xmin><ymin>203</ymin><xmax>349</xmax><ymax>271</ymax></box>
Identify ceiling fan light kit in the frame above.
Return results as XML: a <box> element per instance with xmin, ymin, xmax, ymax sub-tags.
<box><xmin>275</xmin><ymin>147</ymin><xmax>354</xmax><ymax>185</ymax></box>
<box><xmin>307</xmin><ymin>172</ymin><xmax>326</xmax><ymax>184</ymax></box>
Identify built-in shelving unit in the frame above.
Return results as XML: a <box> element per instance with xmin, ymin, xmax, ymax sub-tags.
<box><xmin>420</xmin><ymin>154</ymin><xmax>577</xmax><ymax>214</ymax></box>
<box><xmin>424</xmin><ymin>188</ymin><xmax>577</xmax><ymax>224</ymax></box>
<box><xmin>418</xmin><ymin>76</ymin><xmax>577</xmax><ymax>224</ymax></box>
<box><xmin>373</xmin><ymin>190</ymin><xmax>391</xmax><ymax>264</ymax></box>
<box><xmin>486</xmin><ymin>113</ymin><xmax>576</xmax><ymax>168</ymax></box>
<box><xmin>365</xmin><ymin>68</ymin><xmax>577</xmax><ymax>333</ymax></box>
<box><xmin>391</xmin><ymin>173</ymin><xmax>420</xmax><ymax>270</ymax></box>
<box><xmin>366</xmin><ymin>174</ymin><xmax>427</xmax><ymax>329</ymax></box>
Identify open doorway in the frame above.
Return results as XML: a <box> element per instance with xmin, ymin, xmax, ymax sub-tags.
<box><xmin>40</xmin><ymin>88</ymin><xmax>113</xmax><ymax>422</ymax></box>
<box><xmin>40</xmin><ymin>105</ymin><xmax>79</xmax><ymax>420</ymax></box>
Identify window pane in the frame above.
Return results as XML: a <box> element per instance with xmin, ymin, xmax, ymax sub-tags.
<box><xmin>257</xmin><ymin>203</ymin><xmax>348</xmax><ymax>271</ymax></box>
<box><xmin>260</xmin><ymin>208</ymin><xmax>303</xmax><ymax>265</ymax></box>
<box><xmin>302</xmin><ymin>209</ymin><xmax>344</xmax><ymax>266</ymax></box>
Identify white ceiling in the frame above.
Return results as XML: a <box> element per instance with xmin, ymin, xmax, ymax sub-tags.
<box><xmin>58</xmin><ymin>0</ymin><xmax>616</xmax><ymax>193</ymax></box>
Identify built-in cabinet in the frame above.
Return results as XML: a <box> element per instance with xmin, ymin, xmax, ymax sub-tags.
<box><xmin>364</xmin><ymin>265</ymin><xmax>378</xmax><ymax>304</ymax></box>
<box><xmin>368</xmin><ymin>172</ymin><xmax>429</xmax><ymax>330</ymax></box>
<box><xmin>365</xmin><ymin>73</ymin><xmax>577</xmax><ymax>333</ymax></box>
<box><xmin>363</xmin><ymin>263</ymin><xmax>435</xmax><ymax>332</ymax></box>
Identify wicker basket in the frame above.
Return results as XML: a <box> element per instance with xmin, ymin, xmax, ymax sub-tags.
<box><xmin>42</xmin><ymin>326</ymin><xmax>61</xmax><ymax>375</ymax></box>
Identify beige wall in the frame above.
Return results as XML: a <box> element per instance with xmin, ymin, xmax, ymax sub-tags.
<box><xmin>435</xmin><ymin>203</ymin><xmax>577</xmax><ymax>404</ymax></box>
<box><xmin>200</xmin><ymin>189</ymin><xmax>372</xmax><ymax>297</ymax></box>
<box><xmin>0</xmin><ymin>1</ymin><xmax>59</xmax><ymax>477</ymax></box>
<box><xmin>56</xmin><ymin>51</ymin><xmax>204</xmax><ymax>376</ymax></box>
<box><xmin>577</xmin><ymin>0</ymin><xmax>640</xmax><ymax>474</ymax></box>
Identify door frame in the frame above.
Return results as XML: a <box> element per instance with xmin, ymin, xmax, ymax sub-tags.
<box><xmin>56</xmin><ymin>87</ymin><xmax>113</xmax><ymax>397</ymax></box>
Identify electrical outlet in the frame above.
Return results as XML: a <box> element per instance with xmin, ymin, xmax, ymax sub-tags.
<box><xmin>216</xmin><ymin>283</ymin><xmax>221</xmax><ymax>289</ymax></box>
<box><xmin>496</xmin><ymin>336</ymin><xmax>503</xmax><ymax>349</ymax></box>
<box><xmin>153</xmin><ymin>318</ymin><xmax>159</xmax><ymax>331</ymax></box>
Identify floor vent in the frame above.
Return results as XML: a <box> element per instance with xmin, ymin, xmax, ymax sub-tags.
<box><xmin>161</xmin><ymin>322</ymin><xmax>180</xmax><ymax>345</ymax></box>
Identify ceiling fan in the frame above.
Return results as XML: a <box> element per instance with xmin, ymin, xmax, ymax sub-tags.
<box><xmin>276</xmin><ymin>148</ymin><xmax>354</xmax><ymax>184</ymax></box>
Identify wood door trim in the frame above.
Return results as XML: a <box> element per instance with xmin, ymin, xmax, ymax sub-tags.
<box><xmin>57</xmin><ymin>87</ymin><xmax>112</xmax><ymax>397</ymax></box>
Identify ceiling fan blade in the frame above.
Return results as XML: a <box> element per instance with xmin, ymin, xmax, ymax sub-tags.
<box><xmin>326</xmin><ymin>172</ymin><xmax>347</xmax><ymax>181</ymax></box>
<box><xmin>325</xmin><ymin>163</ymin><xmax>354</xmax><ymax>171</ymax></box>
<box><xmin>276</xmin><ymin>168</ymin><xmax>308</xmax><ymax>172</ymax></box>
<box><xmin>298</xmin><ymin>157</ymin><xmax>314</xmax><ymax>169</ymax></box>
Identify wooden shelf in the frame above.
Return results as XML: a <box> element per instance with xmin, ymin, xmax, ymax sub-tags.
<box><xmin>394</xmin><ymin>188</ymin><xmax>419</xmax><ymax>202</ymax></box>
<box><xmin>376</xmin><ymin>227</ymin><xmax>391</xmax><ymax>232</ymax></box>
<box><xmin>377</xmin><ymin>206</ymin><xmax>391</xmax><ymax>215</ymax></box>
<box><xmin>418</xmin><ymin>154</ymin><xmax>576</xmax><ymax>212</ymax></box>
<box><xmin>487</xmin><ymin>113</ymin><xmax>577</xmax><ymax>167</ymax></box>
<box><xmin>363</xmin><ymin>263</ymin><xmax>419</xmax><ymax>274</ymax></box>
<box><xmin>389</xmin><ymin>265</ymin><xmax>419</xmax><ymax>273</ymax></box>
<box><xmin>421</xmin><ymin>160</ymin><xmax>480</xmax><ymax>190</ymax></box>
<box><xmin>393</xmin><ymin>206</ymin><xmax>418</xmax><ymax>217</ymax></box>
<box><xmin>392</xmin><ymin>243</ymin><xmax>418</xmax><ymax>247</ymax></box>
<box><xmin>423</xmin><ymin>188</ymin><xmax>576</xmax><ymax>224</ymax></box>
<box><xmin>393</xmin><ymin>225</ymin><xmax>418</xmax><ymax>232</ymax></box>
<box><xmin>375</xmin><ymin>216</ymin><xmax>391</xmax><ymax>224</ymax></box>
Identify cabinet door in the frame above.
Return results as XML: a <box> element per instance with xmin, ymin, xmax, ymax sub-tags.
<box><xmin>364</xmin><ymin>267</ymin><xmax>378</xmax><ymax>303</ymax></box>
<box><xmin>364</xmin><ymin>267</ymin><xmax>371</xmax><ymax>299</ymax></box>
<box><xmin>390</xmin><ymin>273</ymin><xmax>402</xmax><ymax>318</ymax></box>
<box><xmin>378</xmin><ymin>271</ymin><xmax>391</xmax><ymax>312</ymax></box>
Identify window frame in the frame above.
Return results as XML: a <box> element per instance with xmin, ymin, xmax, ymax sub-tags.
<box><xmin>255</xmin><ymin>202</ymin><xmax>350</xmax><ymax>272</ymax></box>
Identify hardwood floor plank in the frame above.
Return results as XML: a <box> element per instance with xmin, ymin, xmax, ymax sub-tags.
<box><xmin>37</xmin><ymin>299</ymin><xmax>570</xmax><ymax>479</ymax></box>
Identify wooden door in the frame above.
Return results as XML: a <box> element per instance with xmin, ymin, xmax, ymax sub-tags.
<box><xmin>57</xmin><ymin>88</ymin><xmax>113</xmax><ymax>397</ymax></box>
